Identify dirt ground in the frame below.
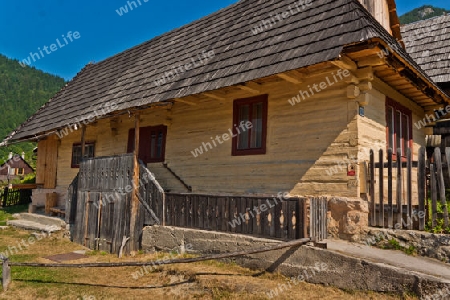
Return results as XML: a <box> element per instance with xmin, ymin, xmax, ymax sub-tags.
<box><xmin>0</xmin><ymin>227</ymin><xmax>416</xmax><ymax>300</ymax></box>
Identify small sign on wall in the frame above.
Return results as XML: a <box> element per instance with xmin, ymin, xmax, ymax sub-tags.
<box><xmin>347</xmin><ymin>164</ymin><xmax>356</xmax><ymax>176</ymax></box>
<box><xmin>359</xmin><ymin>105</ymin><xmax>365</xmax><ymax>117</ymax></box>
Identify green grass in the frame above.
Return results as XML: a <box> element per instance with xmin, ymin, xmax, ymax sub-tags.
<box><xmin>0</xmin><ymin>204</ymin><xmax>28</xmax><ymax>226</ymax></box>
<box><xmin>380</xmin><ymin>239</ymin><xmax>417</xmax><ymax>256</ymax></box>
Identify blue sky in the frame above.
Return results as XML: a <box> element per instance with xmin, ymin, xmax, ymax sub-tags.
<box><xmin>0</xmin><ymin>0</ymin><xmax>448</xmax><ymax>81</ymax></box>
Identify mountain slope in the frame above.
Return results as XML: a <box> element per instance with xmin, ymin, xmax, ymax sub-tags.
<box><xmin>400</xmin><ymin>5</ymin><xmax>449</xmax><ymax>24</ymax></box>
<box><xmin>0</xmin><ymin>54</ymin><xmax>65</xmax><ymax>164</ymax></box>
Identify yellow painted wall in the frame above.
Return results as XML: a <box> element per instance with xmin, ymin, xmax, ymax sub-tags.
<box><xmin>357</xmin><ymin>77</ymin><xmax>426</xmax><ymax>204</ymax></box>
<box><xmin>53</xmin><ymin>68</ymin><xmax>426</xmax><ymax>200</ymax></box>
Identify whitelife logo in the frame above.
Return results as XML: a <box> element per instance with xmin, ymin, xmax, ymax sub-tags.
<box><xmin>19</xmin><ymin>31</ymin><xmax>81</xmax><ymax>67</ymax></box>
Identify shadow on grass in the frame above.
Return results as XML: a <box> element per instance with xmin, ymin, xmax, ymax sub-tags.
<box><xmin>12</xmin><ymin>271</ymin><xmax>252</xmax><ymax>289</ymax></box>
<box><xmin>13</xmin><ymin>278</ymin><xmax>195</xmax><ymax>289</ymax></box>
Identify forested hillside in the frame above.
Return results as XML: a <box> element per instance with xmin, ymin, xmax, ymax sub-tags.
<box><xmin>399</xmin><ymin>5</ymin><xmax>449</xmax><ymax>24</ymax></box>
<box><xmin>0</xmin><ymin>54</ymin><xmax>65</xmax><ymax>165</ymax></box>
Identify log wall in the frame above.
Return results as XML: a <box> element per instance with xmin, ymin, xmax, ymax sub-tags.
<box><xmin>52</xmin><ymin>66</ymin><xmax>426</xmax><ymax>200</ymax></box>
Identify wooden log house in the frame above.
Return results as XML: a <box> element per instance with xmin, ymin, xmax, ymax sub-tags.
<box><xmin>1</xmin><ymin>0</ymin><xmax>449</xmax><ymax>251</ymax></box>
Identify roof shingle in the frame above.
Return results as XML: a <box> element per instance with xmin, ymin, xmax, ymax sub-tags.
<box><xmin>3</xmin><ymin>0</ymin><xmax>444</xmax><ymax>143</ymax></box>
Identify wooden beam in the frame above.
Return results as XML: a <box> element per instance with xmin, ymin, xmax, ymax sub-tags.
<box><xmin>347</xmin><ymin>85</ymin><xmax>361</xmax><ymax>99</ymax></box>
<box><xmin>331</xmin><ymin>55</ymin><xmax>357</xmax><ymax>71</ymax></box>
<box><xmin>358</xmin><ymin>81</ymin><xmax>373</xmax><ymax>92</ymax></box>
<box><xmin>203</xmin><ymin>92</ymin><xmax>227</xmax><ymax>101</ymax></box>
<box><xmin>276</xmin><ymin>72</ymin><xmax>303</xmax><ymax>84</ymax></box>
<box><xmin>174</xmin><ymin>98</ymin><xmax>197</xmax><ymax>106</ymax></box>
<box><xmin>357</xmin><ymin>93</ymin><xmax>370</xmax><ymax>106</ymax></box>
<box><xmin>130</xmin><ymin>113</ymin><xmax>140</xmax><ymax>254</ymax></box>
<box><xmin>237</xmin><ymin>82</ymin><xmax>261</xmax><ymax>94</ymax></box>
<box><xmin>345</xmin><ymin>76</ymin><xmax>360</xmax><ymax>85</ymax></box>
<box><xmin>354</xmin><ymin>67</ymin><xmax>374</xmax><ymax>81</ymax></box>
<box><xmin>357</xmin><ymin>56</ymin><xmax>386</xmax><ymax>68</ymax></box>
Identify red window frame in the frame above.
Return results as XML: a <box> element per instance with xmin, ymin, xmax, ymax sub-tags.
<box><xmin>232</xmin><ymin>95</ymin><xmax>268</xmax><ymax>156</ymax></box>
<box><xmin>385</xmin><ymin>98</ymin><xmax>412</xmax><ymax>160</ymax></box>
<box><xmin>127</xmin><ymin>125</ymin><xmax>167</xmax><ymax>163</ymax></box>
<box><xmin>71</xmin><ymin>142</ymin><xmax>95</xmax><ymax>168</ymax></box>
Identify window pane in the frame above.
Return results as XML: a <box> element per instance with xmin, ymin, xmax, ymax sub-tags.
<box><xmin>251</xmin><ymin>102</ymin><xmax>263</xmax><ymax>148</ymax></box>
<box><xmin>395</xmin><ymin>110</ymin><xmax>401</xmax><ymax>154</ymax></box>
<box><xmin>237</xmin><ymin>105</ymin><xmax>250</xmax><ymax>150</ymax></box>
<box><xmin>150</xmin><ymin>132</ymin><xmax>156</xmax><ymax>158</ymax></box>
<box><xmin>72</xmin><ymin>145</ymin><xmax>81</xmax><ymax>165</ymax></box>
<box><xmin>156</xmin><ymin>131</ymin><xmax>163</xmax><ymax>158</ymax></box>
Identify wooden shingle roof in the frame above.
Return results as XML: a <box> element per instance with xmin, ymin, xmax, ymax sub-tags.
<box><xmin>401</xmin><ymin>14</ymin><xmax>450</xmax><ymax>83</ymax></box>
<box><xmin>3</xmin><ymin>0</ymin><xmax>446</xmax><ymax>143</ymax></box>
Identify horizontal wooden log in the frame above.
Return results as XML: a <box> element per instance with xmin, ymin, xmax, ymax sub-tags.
<box><xmin>8</xmin><ymin>238</ymin><xmax>312</xmax><ymax>268</ymax></box>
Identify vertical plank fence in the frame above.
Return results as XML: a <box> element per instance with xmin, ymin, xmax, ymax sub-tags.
<box><xmin>369</xmin><ymin>146</ymin><xmax>450</xmax><ymax>232</ymax></box>
<box><xmin>163</xmin><ymin>194</ymin><xmax>327</xmax><ymax>242</ymax></box>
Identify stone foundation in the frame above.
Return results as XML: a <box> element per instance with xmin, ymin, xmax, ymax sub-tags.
<box><xmin>327</xmin><ymin>197</ymin><xmax>369</xmax><ymax>242</ymax></box>
<box><xmin>362</xmin><ymin>228</ymin><xmax>450</xmax><ymax>263</ymax></box>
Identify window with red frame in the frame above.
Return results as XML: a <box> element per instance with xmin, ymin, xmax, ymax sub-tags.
<box><xmin>232</xmin><ymin>95</ymin><xmax>268</xmax><ymax>156</ymax></box>
<box><xmin>386</xmin><ymin>98</ymin><xmax>412</xmax><ymax>159</ymax></box>
<box><xmin>127</xmin><ymin>125</ymin><xmax>167</xmax><ymax>163</ymax></box>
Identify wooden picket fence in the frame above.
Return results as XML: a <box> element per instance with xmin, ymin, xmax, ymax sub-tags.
<box><xmin>0</xmin><ymin>186</ymin><xmax>33</xmax><ymax>207</ymax></box>
<box><xmin>368</xmin><ymin>147</ymin><xmax>450</xmax><ymax>231</ymax></box>
<box><xmin>164</xmin><ymin>193</ymin><xmax>325</xmax><ymax>241</ymax></box>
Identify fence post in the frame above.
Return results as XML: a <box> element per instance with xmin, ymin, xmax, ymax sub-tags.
<box><xmin>369</xmin><ymin>150</ymin><xmax>375</xmax><ymax>226</ymax></box>
<box><xmin>418</xmin><ymin>147</ymin><xmax>426</xmax><ymax>231</ymax></box>
<box><xmin>1</xmin><ymin>255</ymin><xmax>11</xmax><ymax>291</ymax></box>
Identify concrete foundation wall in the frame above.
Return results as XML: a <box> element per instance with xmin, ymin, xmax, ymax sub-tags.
<box><xmin>31</xmin><ymin>188</ymin><xmax>67</xmax><ymax>207</ymax></box>
<box><xmin>142</xmin><ymin>225</ymin><xmax>450</xmax><ymax>298</ymax></box>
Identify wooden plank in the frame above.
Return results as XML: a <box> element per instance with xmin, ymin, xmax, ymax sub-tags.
<box><xmin>287</xmin><ymin>200</ymin><xmax>297</xmax><ymax>240</ymax></box>
<box><xmin>396</xmin><ymin>148</ymin><xmax>403</xmax><ymax>229</ymax></box>
<box><xmin>387</xmin><ymin>148</ymin><xmax>393</xmax><ymax>229</ymax></box>
<box><xmin>199</xmin><ymin>196</ymin><xmax>206</xmax><ymax>230</ymax></box>
<box><xmin>240</xmin><ymin>197</ymin><xmax>247</xmax><ymax>234</ymax></box>
<box><xmin>418</xmin><ymin>147</ymin><xmax>426</xmax><ymax>231</ymax></box>
<box><xmin>406</xmin><ymin>148</ymin><xmax>412</xmax><ymax>230</ymax></box>
<box><xmin>44</xmin><ymin>136</ymin><xmax>58</xmax><ymax>189</ymax></box>
<box><xmin>83</xmin><ymin>192</ymin><xmax>90</xmax><ymax>247</ymax></box>
<box><xmin>370</xmin><ymin>150</ymin><xmax>376</xmax><ymax>226</ymax></box>
<box><xmin>257</xmin><ymin>199</ymin><xmax>263</xmax><ymax>236</ymax></box>
<box><xmin>281</xmin><ymin>199</ymin><xmax>287</xmax><ymax>240</ymax></box>
<box><xmin>130</xmin><ymin>113</ymin><xmax>140</xmax><ymax>252</ymax></box>
<box><xmin>310</xmin><ymin>198</ymin><xmax>316</xmax><ymax>240</ymax></box>
<box><xmin>269</xmin><ymin>198</ymin><xmax>276</xmax><ymax>237</ymax></box>
<box><xmin>434</xmin><ymin>148</ymin><xmax>449</xmax><ymax>228</ymax></box>
<box><xmin>378</xmin><ymin>149</ymin><xmax>384</xmax><ymax>227</ymax></box>
<box><xmin>302</xmin><ymin>198</ymin><xmax>308</xmax><ymax>238</ymax></box>
<box><xmin>229</xmin><ymin>197</ymin><xmax>236</xmax><ymax>233</ymax></box>
<box><xmin>247</xmin><ymin>197</ymin><xmax>254</xmax><ymax>234</ymax></box>
<box><xmin>430</xmin><ymin>164</ymin><xmax>438</xmax><ymax>229</ymax></box>
<box><xmin>35</xmin><ymin>139</ymin><xmax>47</xmax><ymax>184</ymax></box>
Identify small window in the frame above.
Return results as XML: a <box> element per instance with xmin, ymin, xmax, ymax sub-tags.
<box><xmin>127</xmin><ymin>125</ymin><xmax>167</xmax><ymax>163</ymax></box>
<box><xmin>386</xmin><ymin>98</ymin><xmax>412</xmax><ymax>160</ymax></box>
<box><xmin>232</xmin><ymin>95</ymin><xmax>268</xmax><ymax>156</ymax></box>
<box><xmin>17</xmin><ymin>168</ymin><xmax>24</xmax><ymax>175</ymax></box>
<box><xmin>71</xmin><ymin>142</ymin><xmax>95</xmax><ymax>168</ymax></box>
